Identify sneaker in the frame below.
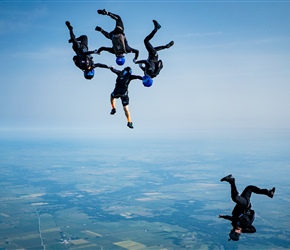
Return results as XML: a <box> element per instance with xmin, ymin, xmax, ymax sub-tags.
<box><xmin>153</xmin><ymin>20</ymin><xmax>161</xmax><ymax>30</ymax></box>
<box><xmin>127</xmin><ymin>122</ymin><xmax>134</xmax><ymax>129</ymax></box>
<box><xmin>166</xmin><ymin>41</ymin><xmax>174</xmax><ymax>49</ymax></box>
<box><xmin>65</xmin><ymin>21</ymin><xmax>73</xmax><ymax>30</ymax></box>
<box><xmin>95</xmin><ymin>26</ymin><xmax>102</xmax><ymax>32</ymax></box>
<box><xmin>268</xmin><ymin>187</ymin><xmax>275</xmax><ymax>198</ymax></box>
<box><xmin>97</xmin><ymin>9</ymin><xmax>107</xmax><ymax>15</ymax></box>
<box><xmin>220</xmin><ymin>174</ymin><xmax>234</xmax><ymax>183</ymax></box>
<box><xmin>110</xmin><ymin>108</ymin><xmax>116</xmax><ymax>115</ymax></box>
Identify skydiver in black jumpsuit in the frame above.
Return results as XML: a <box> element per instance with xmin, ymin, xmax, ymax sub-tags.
<box><xmin>134</xmin><ymin>20</ymin><xmax>174</xmax><ymax>78</ymax></box>
<box><xmin>219</xmin><ymin>174</ymin><xmax>275</xmax><ymax>241</ymax></box>
<box><xmin>95</xmin><ymin>9</ymin><xmax>139</xmax><ymax>65</ymax></box>
<box><xmin>65</xmin><ymin>21</ymin><xmax>109</xmax><ymax>79</ymax></box>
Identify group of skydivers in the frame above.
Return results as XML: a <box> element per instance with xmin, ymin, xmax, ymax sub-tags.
<box><xmin>66</xmin><ymin>9</ymin><xmax>277</xmax><ymax>243</ymax></box>
<box><xmin>65</xmin><ymin>9</ymin><xmax>174</xmax><ymax>129</ymax></box>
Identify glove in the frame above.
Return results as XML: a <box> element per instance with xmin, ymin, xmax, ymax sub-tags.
<box><xmin>133</xmin><ymin>58</ymin><xmax>136</xmax><ymax>63</ymax></box>
<box><xmin>94</xmin><ymin>49</ymin><xmax>100</xmax><ymax>54</ymax></box>
<box><xmin>95</xmin><ymin>26</ymin><xmax>102</xmax><ymax>32</ymax></box>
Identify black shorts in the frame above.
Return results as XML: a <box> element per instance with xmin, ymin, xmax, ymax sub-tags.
<box><xmin>111</xmin><ymin>91</ymin><xmax>129</xmax><ymax>106</ymax></box>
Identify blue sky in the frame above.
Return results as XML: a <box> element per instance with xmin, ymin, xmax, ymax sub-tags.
<box><xmin>0</xmin><ymin>0</ymin><xmax>290</xmax><ymax>138</ymax></box>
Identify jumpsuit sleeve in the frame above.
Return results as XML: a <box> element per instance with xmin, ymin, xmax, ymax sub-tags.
<box><xmin>220</xmin><ymin>215</ymin><xmax>233</xmax><ymax>222</ymax></box>
<box><xmin>134</xmin><ymin>60</ymin><xmax>148</xmax><ymax>73</ymax></box>
<box><xmin>93</xmin><ymin>63</ymin><xmax>110</xmax><ymax>69</ymax></box>
<box><xmin>125</xmin><ymin>41</ymin><xmax>139</xmax><ymax>60</ymax></box>
<box><xmin>97</xmin><ymin>46</ymin><xmax>115</xmax><ymax>55</ymax></box>
<box><xmin>130</xmin><ymin>75</ymin><xmax>143</xmax><ymax>81</ymax></box>
<box><xmin>110</xmin><ymin>67</ymin><xmax>121</xmax><ymax>75</ymax></box>
<box><xmin>242</xmin><ymin>225</ymin><xmax>256</xmax><ymax>233</ymax></box>
<box><xmin>84</xmin><ymin>50</ymin><xmax>95</xmax><ymax>55</ymax></box>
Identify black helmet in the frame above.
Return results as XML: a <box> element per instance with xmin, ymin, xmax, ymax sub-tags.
<box><xmin>228</xmin><ymin>229</ymin><xmax>240</xmax><ymax>241</ymax></box>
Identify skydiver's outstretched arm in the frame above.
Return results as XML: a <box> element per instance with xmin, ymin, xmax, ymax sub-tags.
<box><xmin>135</xmin><ymin>59</ymin><xmax>150</xmax><ymax>66</ymax></box>
<box><xmin>93</xmin><ymin>63</ymin><xmax>110</xmax><ymax>69</ymax></box>
<box><xmin>132</xmin><ymin>47</ymin><xmax>139</xmax><ymax>61</ymax></box>
<box><xmin>110</xmin><ymin>67</ymin><xmax>121</xmax><ymax>76</ymax></box>
<box><xmin>242</xmin><ymin>225</ymin><xmax>256</xmax><ymax>233</ymax></box>
<box><xmin>125</xmin><ymin>42</ymin><xmax>139</xmax><ymax>61</ymax></box>
<box><xmin>134</xmin><ymin>59</ymin><xmax>149</xmax><ymax>73</ymax></box>
<box><xmin>219</xmin><ymin>215</ymin><xmax>233</xmax><ymax>222</ymax></box>
<box><xmin>96</xmin><ymin>46</ymin><xmax>115</xmax><ymax>55</ymax></box>
<box><xmin>84</xmin><ymin>50</ymin><xmax>98</xmax><ymax>55</ymax></box>
<box><xmin>130</xmin><ymin>75</ymin><xmax>143</xmax><ymax>81</ymax></box>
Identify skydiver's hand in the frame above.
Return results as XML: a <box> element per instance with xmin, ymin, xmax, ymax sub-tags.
<box><xmin>109</xmin><ymin>66</ymin><xmax>114</xmax><ymax>70</ymax></box>
<box><xmin>219</xmin><ymin>215</ymin><xmax>224</xmax><ymax>218</ymax></box>
<box><xmin>94</xmin><ymin>49</ymin><xmax>100</xmax><ymax>55</ymax></box>
<box><xmin>133</xmin><ymin>58</ymin><xmax>136</xmax><ymax>63</ymax></box>
<box><xmin>95</xmin><ymin>26</ymin><xmax>102</xmax><ymax>32</ymax></box>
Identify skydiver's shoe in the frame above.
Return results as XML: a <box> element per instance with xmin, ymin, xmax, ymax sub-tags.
<box><xmin>166</xmin><ymin>41</ymin><xmax>174</xmax><ymax>49</ymax></box>
<box><xmin>65</xmin><ymin>21</ymin><xmax>73</xmax><ymax>31</ymax></box>
<box><xmin>95</xmin><ymin>26</ymin><xmax>102</xmax><ymax>32</ymax></box>
<box><xmin>153</xmin><ymin>20</ymin><xmax>161</xmax><ymax>30</ymax></box>
<box><xmin>220</xmin><ymin>174</ymin><xmax>234</xmax><ymax>183</ymax></box>
<box><xmin>127</xmin><ymin>122</ymin><xmax>134</xmax><ymax>129</ymax></box>
<box><xmin>110</xmin><ymin>108</ymin><xmax>116</xmax><ymax>115</ymax></box>
<box><xmin>97</xmin><ymin>9</ymin><xmax>107</xmax><ymax>15</ymax></box>
<box><xmin>268</xmin><ymin>187</ymin><xmax>275</xmax><ymax>198</ymax></box>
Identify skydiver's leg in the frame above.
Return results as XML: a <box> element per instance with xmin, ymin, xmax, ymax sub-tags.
<box><xmin>144</xmin><ymin>20</ymin><xmax>161</xmax><ymax>57</ymax></box>
<box><xmin>110</xmin><ymin>94</ymin><xmax>117</xmax><ymax>115</ymax></box>
<box><xmin>121</xmin><ymin>94</ymin><xmax>131</xmax><ymax>122</ymax></box>
<box><xmin>241</xmin><ymin>185</ymin><xmax>275</xmax><ymax>200</ymax></box>
<box><xmin>154</xmin><ymin>41</ymin><xmax>174</xmax><ymax>52</ymax></box>
<box><xmin>221</xmin><ymin>175</ymin><xmax>249</xmax><ymax>207</ymax></box>
<box><xmin>76</xmin><ymin>35</ymin><xmax>88</xmax><ymax>48</ymax></box>
<box><xmin>97</xmin><ymin>10</ymin><xmax>124</xmax><ymax>34</ymax></box>
<box><xmin>123</xmin><ymin>105</ymin><xmax>131</xmax><ymax>122</ymax></box>
<box><xmin>95</xmin><ymin>26</ymin><xmax>111</xmax><ymax>39</ymax></box>
<box><xmin>65</xmin><ymin>21</ymin><xmax>80</xmax><ymax>53</ymax></box>
<box><xmin>227</xmin><ymin>178</ymin><xmax>249</xmax><ymax>206</ymax></box>
<box><xmin>107</xmin><ymin>12</ymin><xmax>124</xmax><ymax>31</ymax></box>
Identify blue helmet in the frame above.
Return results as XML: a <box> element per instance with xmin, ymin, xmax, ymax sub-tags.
<box><xmin>116</xmin><ymin>56</ymin><xmax>125</xmax><ymax>66</ymax></box>
<box><xmin>123</xmin><ymin>66</ymin><xmax>132</xmax><ymax>75</ymax></box>
<box><xmin>84</xmin><ymin>69</ymin><xmax>94</xmax><ymax>80</ymax></box>
<box><xmin>142</xmin><ymin>75</ymin><xmax>153</xmax><ymax>87</ymax></box>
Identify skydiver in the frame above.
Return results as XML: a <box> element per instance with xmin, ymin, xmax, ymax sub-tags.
<box><xmin>219</xmin><ymin>174</ymin><xmax>276</xmax><ymax>241</ymax></box>
<box><xmin>65</xmin><ymin>21</ymin><xmax>110</xmax><ymax>79</ymax></box>
<box><xmin>134</xmin><ymin>20</ymin><xmax>174</xmax><ymax>78</ymax></box>
<box><xmin>95</xmin><ymin>9</ymin><xmax>139</xmax><ymax>66</ymax></box>
<box><xmin>105</xmin><ymin>66</ymin><xmax>143</xmax><ymax>129</ymax></box>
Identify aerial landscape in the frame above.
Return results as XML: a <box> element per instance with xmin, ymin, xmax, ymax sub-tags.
<box><xmin>0</xmin><ymin>137</ymin><xmax>289</xmax><ymax>249</ymax></box>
